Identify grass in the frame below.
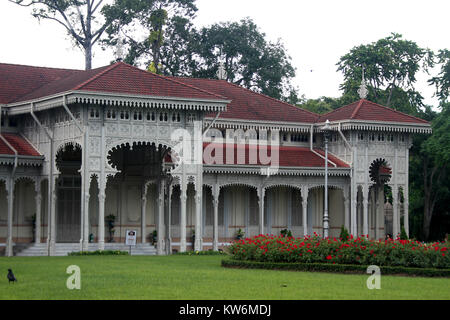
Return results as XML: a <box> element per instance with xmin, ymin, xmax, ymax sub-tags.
<box><xmin>0</xmin><ymin>255</ymin><xmax>449</xmax><ymax>300</ymax></box>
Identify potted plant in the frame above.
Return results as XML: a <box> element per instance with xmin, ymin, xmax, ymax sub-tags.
<box><xmin>151</xmin><ymin>230</ymin><xmax>157</xmax><ymax>245</ymax></box>
<box><xmin>236</xmin><ymin>228</ymin><xmax>244</xmax><ymax>240</ymax></box>
<box><xmin>280</xmin><ymin>229</ymin><xmax>292</xmax><ymax>238</ymax></box>
<box><xmin>105</xmin><ymin>214</ymin><xmax>116</xmax><ymax>243</ymax></box>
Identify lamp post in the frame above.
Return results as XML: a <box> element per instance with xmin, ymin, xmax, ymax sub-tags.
<box><xmin>322</xmin><ymin>120</ymin><xmax>331</xmax><ymax>238</ymax></box>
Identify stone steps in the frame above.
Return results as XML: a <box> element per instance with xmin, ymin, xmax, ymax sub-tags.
<box><xmin>16</xmin><ymin>243</ymin><xmax>157</xmax><ymax>256</ymax></box>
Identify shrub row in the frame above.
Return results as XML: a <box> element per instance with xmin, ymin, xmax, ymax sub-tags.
<box><xmin>175</xmin><ymin>250</ymin><xmax>225</xmax><ymax>256</ymax></box>
<box><xmin>221</xmin><ymin>258</ymin><xmax>450</xmax><ymax>278</ymax></box>
<box><xmin>68</xmin><ymin>250</ymin><xmax>129</xmax><ymax>256</ymax></box>
<box><xmin>226</xmin><ymin>234</ymin><xmax>450</xmax><ymax>269</ymax></box>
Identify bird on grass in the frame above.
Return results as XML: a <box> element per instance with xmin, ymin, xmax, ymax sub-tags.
<box><xmin>7</xmin><ymin>269</ymin><xmax>17</xmax><ymax>284</ymax></box>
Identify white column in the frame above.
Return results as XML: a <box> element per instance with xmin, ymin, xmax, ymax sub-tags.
<box><xmin>212</xmin><ymin>185</ymin><xmax>219</xmax><ymax>251</ymax></box>
<box><xmin>49</xmin><ymin>175</ymin><xmax>57</xmax><ymax>256</ymax></box>
<box><xmin>157</xmin><ymin>179</ymin><xmax>165</xmax><ymax>255</ymax></box>
<box><xmin>363</xmin><ymin>185</ymin><xmax>369</xmax><ymax>236</ymax></box>
<box><xmin>5</xmin><ymin>178</ymin><xmax>14</xmax><ymax>257</ymax></box>
<box><xmin>98</xmin><ymin>183</ymin><xmax>106</xmax><ymax>251</ymax></box>
<box><xmin>141</xmin><ymin>184</ymin><xmax>148</xmax><ymax>244</ymax></box>
<box><xmin>82</xmin><ymin>174</ymin><xmax>90</xmax><ymax>251</ymax></box>
<box><xmin>35</xmin><ymin>180</ymin><xmax>42</xmax><ymax>244</ymax></box>
<box><xmin>343</xmin><ymin>187</ymin><xmax>350</xmax><ymax>232</ymax></box>
<box><xmin>392</xmin><ymin>185</ymin><xmax>399</xmax><ymax>237</ymax></box>
<box><xmin>404</xmin><ymin>196</ymin><xmax>409</xmax><ymax>237</ymax></box>
<box><xmin>180</xmin><ymin>184</ymin><xmax>187</xmax><ymax>252</ymax></box>
<box><xmin>258</xmin><ymin>187</ymin><xmax>265</xmax><ymax>235</ymax></box>
<box><xmin>301</xmin><ymin>186</ymin><xmax>309</xmax><ymax>236</ymax></box>
<box><xmin>194</xmin><ymin>185</ymin><xmax>203</xmax><ymax>251</ymax></box>
<box><xmin>166</xmin><ymin>185</ymin><xmax>172</xmax><ymax>254</ymax></box>
<box><xmin>350</xmin><ymin>186</ymin><xmax>358</xmax><ymax>236</ymax></box>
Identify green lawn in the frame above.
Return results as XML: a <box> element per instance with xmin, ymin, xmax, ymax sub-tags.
<box><xmin>0</xmin><ymin>255</ymin><xmax>449</xmax><ymax>300</ymax></box>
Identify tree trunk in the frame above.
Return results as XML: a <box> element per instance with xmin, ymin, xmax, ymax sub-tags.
<box><xmin>85</xmin><ymin>43</ymin><xmax>92</xmax><ymax>70</ymax></box>
<box><xmin>423</xmin><ymin>198</ymin><xmax>432</xmax><ymax>240</ymax></box>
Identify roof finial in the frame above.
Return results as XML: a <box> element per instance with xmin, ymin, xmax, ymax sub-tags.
<box><xmin>357</xmin><ymin>67</ymin><xmax>368</xmax><ymax>99</ymax></box>
<box><xmin>115</xmin><ymin>34</ymin><xmax>125</xmax><ymax>62</ymax></box>
<box><xmin>216</xmin><ymin>62</ymin><xmax>227</xmax><ymax>80</ymax></box>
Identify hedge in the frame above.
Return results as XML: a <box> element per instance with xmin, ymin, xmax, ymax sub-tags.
<box><xmin>175</xmin><ymin>250</ymin><xmax>225</xmax><ymax>256</ymax></box>
<box><xmin>227</xmin><ymin>234</ymin><xmax>450</xmax><ymax>269</ymax></box>
<box><xmin>221</xmin><ymin>258</ymin><xmax>450</xmax><ymax>278</ymax></box>
<box><xmin>68</xmin><ymin>250</ymin><xmax>129</xmax><ymax>256</ymax></box>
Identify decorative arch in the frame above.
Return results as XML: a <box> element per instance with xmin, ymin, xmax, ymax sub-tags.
<box><xmin>263</xmin><ymin>183</ymin><xmax>302</xmax><ymax>193</ymax></box>
<box><xmin>369</xmin><ymin>158</ymin><xmax>392</xmax><ymax>185</ymax></box>
<box><xmin>106</xmin><ymin>140</ymin><xmax>179</xmax><ymax>175</ymax></box>
<box><xmin>219</xmin><ymin>182</ymin><xmax>259</xmax><ymax>191</ymax></box>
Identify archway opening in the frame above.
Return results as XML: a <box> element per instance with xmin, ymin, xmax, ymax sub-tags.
<box><xmin>55</xmin><ymin>143</ymin><xmax>82</xmax><ymax>243</ymax></box>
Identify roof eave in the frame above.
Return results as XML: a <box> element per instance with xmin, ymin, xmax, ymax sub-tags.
<box><xmin>6</xmin><ymin>90</ymin><xmax>231</xmax><ymax>115</ymax></box>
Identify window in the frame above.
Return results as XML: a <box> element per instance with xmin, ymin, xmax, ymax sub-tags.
<box><xmin>159</xmin><ymin>112</ymin><xmax>168</xmax><ymax>122</ymax></box>
<box><xmin>187</xmin><ymin>113</ymin><xmax>196</xmax><ymax>123</ymax></box>
<box><xmin>147</xmin><ymin>111</ymin><xmax>156</xmax><ymax>121</ymax></box>
<box><xmin>172</xmin><ymin>112</ymin><xmax>181</xmax><ymax>123</ymax></box>
<box><xmin>89</xmin><ymin>109</ymin><xmax>100</xmax><ymax>119</ymax></box>
<box><xmin>290</xmin><ymin>134</ymin><xmax>308</xmax><ymax>142</ymax></box>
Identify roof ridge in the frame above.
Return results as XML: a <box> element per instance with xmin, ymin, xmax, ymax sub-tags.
<box><xmin>350</xmin><ymin>99</ymin><xmax>365</xmax><ymax>119</ymax></box>
<box><xmin>73</xmin><ymin>63</ymin><xmax>122</xmax><ymax>91</ymax></box>
<box><xmin>169</xmin><ymin>76</ymin><xmax>321</xmax><ymax>117</ymax></box>
<box><xmin>0</xmin><ymin>62</ymin><xmax>82</xmax><ymax>72</ymax></box>
<box><xmin>362</xmin><ymin>99</ymin><xmax>429</xmax><ymax>124</ymax></box>
<box><xmin>224</xmin><ymin>80</ymin><xmax>321</xmax><ymax>118</ymax></box>
<box><xmin>118</xmin><ymin>63</ymin><xmax>228</xmax><ymax>100</ymax></box>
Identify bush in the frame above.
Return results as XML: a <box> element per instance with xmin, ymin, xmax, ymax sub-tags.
<box><xmin>221</xmin><ymin>259</ymin><xmax>450</xmax><ymax>278</ymax></box>
<box><xmin>68</xmin><ymin>250</ymin><xmax>129</xmax><ymax>256</ymax></box>
<box><xmin>226</xmin><ymin>234</ymin><xmax>450</xmax><ymax>269</ymax></box>
<box><xmin>400</xmin><ymin>226</ymin><xmax>408</xmax><ymax>240</ymax></box>
<box><xmin>175</xmin><ymin>250</ymin><xmax>225</xmax><ymax>256</ymax></box>
<box><xmin>281</xmin><ymin>229</ymin><xmax>293</xmax><ymax>238</ymax></box>
<box><xmin>339</xmin><ymin>225</ymin><xmax>350</xmax><ymax>241</ymax></box>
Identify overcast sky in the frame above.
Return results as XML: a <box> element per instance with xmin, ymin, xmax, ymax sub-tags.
<box><xmin>0</xmin><ymin>0</ymin><xmax>448</xmax><ymax>106</ymax></box>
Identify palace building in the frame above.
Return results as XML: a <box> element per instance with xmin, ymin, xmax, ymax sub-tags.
<box><xmin>0</xmin><ymin>61</ymin><xmax>431</xmax><ymax>256</ymax></box>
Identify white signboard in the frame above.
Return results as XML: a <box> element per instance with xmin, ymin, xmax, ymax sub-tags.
<box><xmin>126</xmin><ymin>230</ymin><xmax>137</xmax><ymax>246</ymax></box>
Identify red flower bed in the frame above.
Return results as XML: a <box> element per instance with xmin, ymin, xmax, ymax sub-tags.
<box><xmin>227</xmin><ymin>233</ymin><xmax>450</xmax><ymax>269</ymax></box>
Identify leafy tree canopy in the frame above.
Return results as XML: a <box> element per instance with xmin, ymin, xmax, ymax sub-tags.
<box><xmin>336</xmin><ymin>33</ymin><xmax>434</xmax><ymax>115</ymax></box>
<box><xmin>429</xmin><ymin>49</ymin><xmax>450</xmax><ymax>103</ymax></box>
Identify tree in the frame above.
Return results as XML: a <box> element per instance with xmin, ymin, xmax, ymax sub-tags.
<box><xmin>429</xmin><ymin>49</ymin><xmax>450</xmax><ymax>103</ymax></box>
<box><xmin>419</xmin><ymin>103</ymin><xmax>450</xmax><ymax>239</ymax></box>
<box><xmin>297</xmin><ymin>96</ymin><xmax>345</xmax><ymax>114</ymax></box>
<box><xmin>102</xmin><ymin>0</ymin><xmax>197</xmax><ymax>74</ymax></box>
<box><xmin>336</xmin><ymin>33</ymin><xmax>433</xmax><ymax>115</ymax></box>
<box><xmin>192</xmin><ymin>18</ymin><xmax>298</xmax><ymax>102</ymax></box>
<box><xmin>9</xmin><ymin>0</ymin><xmax>122</xmax><ymax>70</ymax></box>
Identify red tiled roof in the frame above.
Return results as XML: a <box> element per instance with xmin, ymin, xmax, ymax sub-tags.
<box><xmin>0</xmin><ymin>133</ymin><xmax>41</xmax><ymax>157</ymax></box>
<box><xmin>317</xmin><ymin>99</ymin><xmax>429</xmax><ymax>124</ymax></box>
<box><xmin>203</xmin><ymin>143</ymin><xmax>349</xmax><ymax>168</ymax></box>
<box><xmin>11</xmin><ymin>62</ymin><xmax>227</xmax><ymax>103</ymax></box>
<box><xmin>172</xmin><ymin>77</ymin><xmax>319</xmax><ymax>124</ymax></box>
<box><xmin>0</xmin><ymin>63</ymin><xmax>81</xmax><ymax>104</ymax></box>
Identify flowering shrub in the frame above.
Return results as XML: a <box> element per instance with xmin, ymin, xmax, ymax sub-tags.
<box><xmin>227</xmin><ymin>233</ymin><xmax>450</xmax><ymax>269</ymax></box>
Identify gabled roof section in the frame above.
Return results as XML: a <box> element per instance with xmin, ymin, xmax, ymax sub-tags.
<box><xmin>0</xmin><ymin>133</ymin><xmax>41</xmax><ymax>157</ymax></box>
<box><xmin>317</xmin><ymin>99</ymin><xmax>429</xmax><ymax>125</ymax></box>
<box><xmin>11</xmin><ymin>62</ymin><xmax>227</xmax><ymax>104</ymax></box>
<box><xmin>203</xmin><ymin>143</ymin><xmax>349</xmax><ymax>168</ymax></box>
<box><xmin>0</xmin><ymin>63</ymin><xmax>81</xmax><ymax>104</ymax></box>
<box><xmin>172</xmin><ymin>77</ymin><xmax>320</xmax><ymax>124</ymax></box>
